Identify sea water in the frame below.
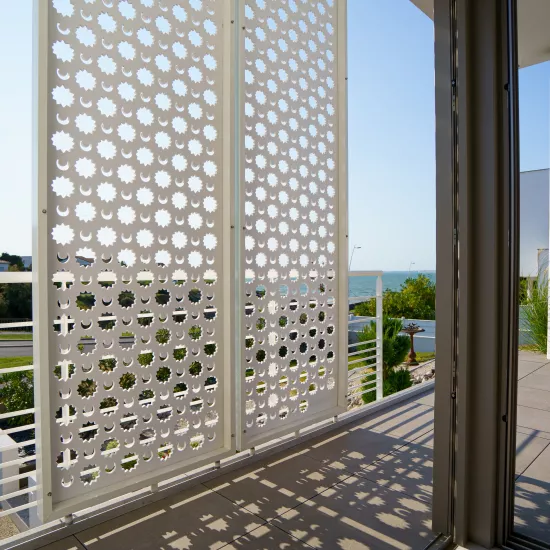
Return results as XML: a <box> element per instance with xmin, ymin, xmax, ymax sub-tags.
<box><xmin>348</xmin><ymin>271</ymin><xmax>436</xmax><ymax>299</ymax></box>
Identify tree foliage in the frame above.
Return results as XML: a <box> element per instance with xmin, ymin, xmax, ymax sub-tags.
<box><xmin>0</xmin><ymin>256</ymin><xmax>32</xmax><ymax>319</ymax></box>
<box><xmin>0</xmin><ymin>371</ymin><xmax>34</xmax><ymax>427</ymax></box>
<box><xmin>357</xmin><ymin>316</ymin><xmax>410</xmax><ymax>374</ymax></box>
<box><xmin>354</xmin><ymin>274</ymin><xmax>436</xmax><ymax>320</ymax></box>
<box><xmin>357</xmin><ymin>317</ymin><xmax>410</xmax><ymax>406</ymax></box>
<box><xmin>0</xmin><ymin>253</ymin><xmax>25</xmax><ymax>271</ymax></box>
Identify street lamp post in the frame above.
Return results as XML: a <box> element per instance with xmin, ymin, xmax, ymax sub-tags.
<box><xmin>349</xmin><ymin>245</ymin><xmax>362</xmax><ymax>271</ymax></box>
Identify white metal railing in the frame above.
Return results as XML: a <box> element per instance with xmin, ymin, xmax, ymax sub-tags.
<box><xmin>0</xmin><ymin>271</ymin><xmax>38</xmax><ymax>526</ymax></box>
<box><xmin>0</xmin><ymin>270</ymin><xmax>386</xmax><ymax>542</ymax></box>
<box><xmin>347</xmin><ymin>271</ymin><xmax>384</xmax><ymax>403</ymax></box>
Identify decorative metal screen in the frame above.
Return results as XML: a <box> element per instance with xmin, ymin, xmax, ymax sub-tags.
<box><xmin>240</xmin><ymin>0</ymin><xmax>343</xmax><ymax>446</ymax></box>
<box><xmin>42</xmin><ymin>0</ymin><xmax>229</xmax><ymax>511</ymax></box>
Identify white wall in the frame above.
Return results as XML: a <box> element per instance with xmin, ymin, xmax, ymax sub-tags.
<box><xmin>520</xmin><ymin>169</ymin><xmax>549</xmax><ymax>276</ymax></box>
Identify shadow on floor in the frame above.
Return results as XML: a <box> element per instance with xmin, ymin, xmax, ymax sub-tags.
<box><xmin>37</xmin><ymin>397</ymin><xmax>436</xmax><ymax>550</ymax></box>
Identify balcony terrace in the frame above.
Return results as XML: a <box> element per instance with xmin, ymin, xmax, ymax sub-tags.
<box><xmin>5</xmin><ymin>350</ymin><xmax>545</xmax><ymax>550</ymax></box>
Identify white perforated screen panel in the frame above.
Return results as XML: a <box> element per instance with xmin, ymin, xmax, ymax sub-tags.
<box><xmin>240</xmin><ymin>0</ymin><xmax>344</xmax><ymax>445</ymax></box>
<box><xmin>42</xmin><ymin>0</ymin><xmax>230</xmax><ymax>510</ymax></box>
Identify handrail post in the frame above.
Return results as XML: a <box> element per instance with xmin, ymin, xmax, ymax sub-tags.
<box><xmin>375</xmin><ymin>274</ymin><xmax>384</xmax><ymax>401</ymax></box>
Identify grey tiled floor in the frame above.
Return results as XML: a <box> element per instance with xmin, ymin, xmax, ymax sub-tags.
<box><xmin>514</xmin><ymin>352</ymin><xmax>550</xmax><ymax>543</ymax></box>
<box><xmin>37</xmin><ymin>391</ymin><xmax>437</xmax><ymax>550</ymax></box>
<box><xmin>30</xmin><ymin>354</ymin><xmax>550</xmax><ymax>549</ymax></box>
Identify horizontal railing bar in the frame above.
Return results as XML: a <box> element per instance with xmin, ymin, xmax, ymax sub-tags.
<box><xmin>348</xmin><ymin>319</ymin><xmax>376</xmax><ymax>325</ymax></box>
<box><xmin>0</xmin><ymin>471</ymin><xmax>36</xmax><ymax>485</ymax></box>
<box><xmin>347</xmin><ymin>295</ymin><xmax>379</xmax><ymax>302</ymax></box>
<box><xmin>348</xmin><ymin>348</ymin><xmax>378</xmax><ymax>359</ymax></box>
<box><xmin>0</xmin><ymin>272</ymin><xmax>32</xmax><ymax>283</ymax></box>
<box><xmin>348</xmin><ymin>355</ymin><xmax>379</xmax><ymax>367</ymax></box>
<box><xmin>348</xmin><ymin>379</ymin><xmax>378</xmax><ymax>393</ymax></box>
<box><xmin>0</xmin><ymin>439</ymin><xmax>36</xmax><ymax>451</ymax></box>
<box><xmin>0</xmin><ymin>408</ymin><xmax>35</xmax><ymax>421</ymax></box>
<box><xmin>349</xmin><ymin>387</ymin><xmax>377</xmax><ymax>398</ymax></box>
<box><xmin>0</xmin><ymin>321</ymin><xmax>33</xmax><ymax>329</ymax></box>
<box><xmin>1</xmin><ymin>423</ymin><xmax>36</xmax><ymax>435</ymax></box>
<box><xmin>0</xmin><ymin>456</ymin><xmax>36</xmax><ymax>470</ymax></box>
<box><xmin>348</xmin><ymin>271</ymin><xmax>383</xmax><ymax>277</ymax></box>
<box><xmin>0</xmin><ymin>365</ymin><xmax>34</xmax><ymax>374</ymax></box>
<box><xmin>348</xmin><ymin>339</ymin><xmax>376</xmax><ymax>348</ymax></box>
<box><xmin>0</xmin><ymin>501</ymin><xmax>38</xmax><ymax>518</ymax></box>
<box><xmin>348</xmin><ymin>370</ymin><xmax>376</xmax><ymax>383</ymax></box>
<box><xmin>348</xmin><ymin>361</ymin><xmax>377</xmax><ymax>376</ymax></box>
<box><xmin>0</xmin><ymin>486</ymin><xmax>38</xmax><ymax>502</ymax></box>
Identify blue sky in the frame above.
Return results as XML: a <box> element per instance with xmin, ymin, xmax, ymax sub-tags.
<box><xmin>0</xmin><ymin>1</ymin><xmax>548</xmax><ymax>270</ymax></box>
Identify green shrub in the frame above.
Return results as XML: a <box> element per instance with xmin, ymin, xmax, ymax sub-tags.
<box><xmin>76</xmin><ymin>292</ymin><xmax>95</xmax><ymax>311</ymax></box>
<box><xmin>118</xmin><ymin>291</ymin><xmax>135</xmax><ymax>308</ymax></box>
<box><xmin>77</xmin><ymin>378</ymin><xmax>97</xmax><ymax>397</ymax></box>
<box><xmin>384</xmin><ymin>368</ymin><xmax>413</xmax><ymax>395</ymax></box>
<box><xmin>119</xmin><ymin>372</ymin><xmax>136</xmax><ymax>390</ymax></box>
<box><xmin>156</xmin><ymin>367</ymin><xmax>171</xmax><ymax>383</ymax></box>
<box><xmin>138</xmin><ymin>352</ymin><xmax>154</xmax><ymax>367</ymax></box>
<box><xmin>98</xmin><ymin>358</ymin><xmax>117</xmax><ymax>372</ymax></box>
<box><xmin>139</xmin><ymin>389</ymin><xmax>154</xmax><ymax>400</ymax></box>
<box><xmin>360</xmin><ymin>368</ymin><xmax>413</xmax><ymax>405</ymax></box>
<box><xmin>155</xmin><ymin>328</ymin><xmax>170</xmax><ymax>344</ymax></box>
<box><xmin>53</xmin><ymin>363</ymin><xmax>75</xmax><ymax>379</ymax></box>
<box><xmin>174</xmin><ymin>382</ymin><xmax>188</xmax><ymax>394</ymax></box>
<box><xmin>138</xmin><ymin>310</ymin><xmax>153</xmax><ymax>327</ymax></box>
<box><xmin>204</xmin><ymin>343</ymin><xmax>217</xmax><ymax>356</ymax></box>
<box><xmin>173</xmin><ymin>347</ymin><xmax>187</xmax><ymax>361</ymax></box>
<box><xmin>155</xmin><ymin>289</ymin><xmax>170</xmax><ymax>305</ymax></box>
<box><xmin>189</xmin><ymin>326</ymin><xmax>202</xmax><ymax>340</ymax></box>
<box><xmin>0</xmin><ymin>371</ymin><xmax>34</xmax><ymax>426</ymax></box>
<box><xmin>356</xmin><ymin>317</ymin><xmax>410</xmax><ymax>374</ymax></box>
<box><xmin>189</xmin><ymin>361</ymin><xmax>202</xmax><ymax>376</ymax></box>
<box><xmin>523</xmin><ymin>275</ymin><xmax>548</xmax><ymax>353</ymax></box>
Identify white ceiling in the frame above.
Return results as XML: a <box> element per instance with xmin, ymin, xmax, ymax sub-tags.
<box><xmin>409</xmin><ymin>0</ymin><xmax>550</xmax><ymax>68</ymax></box>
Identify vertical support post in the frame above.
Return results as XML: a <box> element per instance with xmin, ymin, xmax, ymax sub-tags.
<box><xmin>33</xmin><ymin>0</ymin><xmax>53</xmax><ymax>522</ymax></box>
<box><xmin>336</xmin><ymin>0</ymin><xmax>349</xmax><ymax>410</ymax></box>
<box><xmin>547</xmin><ymin>206</ymin><xmax>550</xmax><ymax>358</ymax></box>
<box><xmin>375</xmin><ymin>274</ymin><xmax>383</xmax><ymax>401</ymax></box>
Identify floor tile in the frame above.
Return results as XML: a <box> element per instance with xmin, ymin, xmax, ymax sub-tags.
<box><xmin>515</xmin><ymin>444</ymin><xmax>550</xmax><ymax>543</ymax></box>
<box><xmin>519</xmin><ymin>364</ymin><xmax>550</xmax><ymax>391</ymax></box>
<box><xmin>299</xmin><ymin>426</ymin><xmax>406</xmax><ymax>472</ymax></box>
<box><xmin>518</xmin><ymin>351</ymin><xmax>549</xmax><ymax>365</ymax></box>
<box><xmin>413</xmin><ymin>391</ymin><xmax>434</xmax><ymax>408</ymax></box>
<box><xmin>205</xmin><ymin>448</ymin><xmax>352</xmax><ymax>521</ymax></box>
<box><xmin>518</xmin><ymin>360</ymin><xmax>548</xmax><ymax>380</ymax></box>
<box><xmin>272</xmin><ymin>475</ymin><xmax>435</xmax><ymax>550</ymax></box>
<box><xmin>518</xmin><ymin>387</ymin><xmax>550</xmax><ymax>412</ymax></box>
<box><xmin>410</xmin><ymin>430</ymin><xmax>434</xmax><ymax>449</ymax></box>
<box><xmin>517</xmin><ymin>405</ymin><xmax>550</xmax><ymax>433</ymax></box>
<box><xmin>516</xmin><ymin>430</ymin><xmax>550</xmax><ymax>476</ymax></box>
<box><xmin>78</xmin><ymin>484</ymin><xmax>265</xmax><ymax>550</ymax></box>
<box><xmin>517</xmin><ymin>425</ymin><xmax>550</xmax><ymax>441</ymax></box>
<box><xmin>222</xmin><ymin>523</ymin><xmax>313</xmax><ymax>549</ymax></box>
<box><xmin>351</xmin><ymin>401</ymin><xmax>434</xmax><ymax>442</ymax></box>
<box><xmin>356</xmin><ymin>441</ymin><xmax>433</xmax><ymax>504</ymax></box>
<box><xmin>37</xmin><ymin>537</ymin><xmax>86</xmax><ymax>550</ymax></box>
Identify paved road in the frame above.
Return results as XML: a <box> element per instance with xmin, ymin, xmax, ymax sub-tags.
<box><xmin>0</xmin><ymin>338</ymin><xmax>136</xmax><ymax>357</ymax></box>
<box><xmin>0</xmin><ymin>341</ymin><xmax>33</xmax><ymax>357</ymax></box>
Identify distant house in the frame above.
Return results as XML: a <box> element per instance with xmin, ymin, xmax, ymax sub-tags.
<box><xmin>0</xmin><ymin>260</ymin><xmax>10</xmax><ymax>272</ymax></box>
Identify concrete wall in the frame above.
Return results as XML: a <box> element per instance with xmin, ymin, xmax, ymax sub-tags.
<box><xmin>520</xmin><ymin>169</ymin><xmax>549</xmax><ymax>276</ymax></box>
